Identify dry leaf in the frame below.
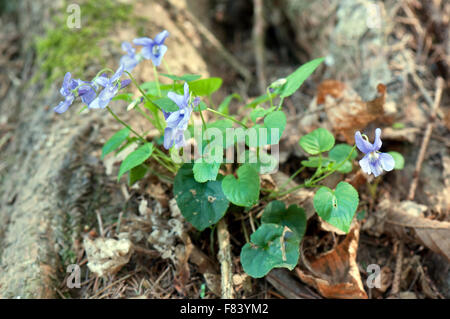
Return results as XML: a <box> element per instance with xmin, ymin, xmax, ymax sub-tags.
<box><xmin>385</xmin><ymin>201</ymin><xmax>450</xmax><ymax>261</ymax></box>
<box><xmin>318</xmin><ymin>80</ymin><xmax>387</xmax><ymax>143</ymax></box>
<box><xmin>296</xmin><ymin>226</ymin><xmax>368</xmax><ymax>299</ymax></box>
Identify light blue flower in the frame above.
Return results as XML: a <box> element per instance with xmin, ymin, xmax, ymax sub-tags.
<box><xmin>355</xmin><ymin>128</ymin><xmax>395</xmax><ymax>177</ymax></box>
<box><xmin>133</xmin><ymin>30</ymin><xmax>169</xmax><ymax>67</ymax></box>
<box><xmin>119</xmin><ymin>41</ymin><xmax>140</xmax><ymax>72</ymax></box>
<box><xmin>163</xmin><ymin>82</ymin><xmax>199</xmax><ymax>149</ymax></box>
<box><xmin>88</xmin><ymin>65</ymin><xmax>130</xmax><ymax>109</ymax></box>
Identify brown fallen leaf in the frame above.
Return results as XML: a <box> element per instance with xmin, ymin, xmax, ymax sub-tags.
<box><xmin>385</xmin><ymin>201</ymin><xmax>450</xmax><ymax>261</ymax></box>
<box><xmin>296</xmin><ymin>226</ymin><xmax>368</xmax><ymax>299</ymax></box>
<box><xmin>318</xmin><ymin>80</ymin><xmax>389</xmax><ymax>143</ymax></box>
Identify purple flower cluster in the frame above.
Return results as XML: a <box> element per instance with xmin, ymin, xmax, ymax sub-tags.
<box><xmin>355</xmin><ymin>128</ymin><xmax>395</xmax><ymax>177</ymax></box>
<box><xmin>53</xmin><ymin>65</ymin><xmax>130</xmax><ymax>113</ymax></box>
<box><xmin>54</xmin><ymin>30</ymin><xmax>170</xmax><ymax>113</ymax></box>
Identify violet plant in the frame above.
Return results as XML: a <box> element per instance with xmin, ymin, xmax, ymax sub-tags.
<box><xmin>53</xmin><ymin>30</ymin><xmax>404</xmax><ymax>279</ymax></box>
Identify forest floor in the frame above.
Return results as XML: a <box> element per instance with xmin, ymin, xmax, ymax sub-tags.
<box><xmin>0</xmin><ymin>0</ymin><xmax>449</xmax><ymax>299</ymax></box>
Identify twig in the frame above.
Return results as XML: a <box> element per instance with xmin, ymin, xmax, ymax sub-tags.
<box><xmin>217</xmin><ymin>218</ymin><xmax>234</xmax><ymax>299</ymax></box>
<box><xmin>95</xmin><ymin>210</ymin><xmax>104</xmax><ymax>237</ymax></box>
<box><xmin>253</xmin><ymin>0</ymin><xmax>266</xmax><ymax>94</ymax></box>
<box><xmin>408</xmin><ymin>77</ymin><xmax>444</xmax><ymax>200</ymax></box>
<box><xmin>391</xmin><ymin>240</ymin><xmax>404</xmax><ymax>296</ymax></box>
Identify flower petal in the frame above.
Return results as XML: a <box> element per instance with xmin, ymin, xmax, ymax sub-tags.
<box><xmin>154</xmin><ymin>30</ymin><xmax>169</xmax><ymax>44</ymax></box>
<box><xmin>359</xmin><ymin>155</ymin><xmax>372</xmax><ymax>175</ymax></box>
<box><xmin>373</xmin><ymin>128</ymin><xmax>382</xmax><ymax>151</ymax></box>
<box><xmin>163</xmin><ymin>127</ymin><xmax>174</xmax><ymax>149</ymax></box>
<box><xmin>379</xmin><ymin>152</ymin><xmax>395</xmax><ymax>171</ymax></box>
<box><xmin>133</xmin><ymin>37</ymin><xmax>153</xmax><ymax>46</ymax></box>
<box><xmin>150</xmin><ymin>44</ymin><xmax>167</xmax><ymax>67</ymax></box>
<box><xmin>165</xmin><ymin>110</ymin><xmax>182</xmax><ymax>127</ymax></box>
<box><xmin>120</xmin><ymin>55</ymin><xmax>139</xmax><ymax>72</ymax></box>
<box><xmin>369</xmin><ymin>160</ymin><xmax>383</xmax><ymax>177</ymax></box>
<box><xmin>167</xmin><ymin>91</ymin><xmax>186</xmax><ymax>109</ymax></box>
<box><xmin>95</xmin><ymin>76</ymin><xmax>109</xmax><ymax>87</ymax></box>
<box><xmin>183</xmin><ymin>82</ymin><xmax>190</xmax><ymax>102</ymax></box>
<box><xmin>355</xmin><ymin>131</ymin><xmax>373</xmax><ymax>154</ymax></box>
<box><xmin>111</xmin><ymin>64</ymin><xmax>124</xmax><ymax>83</ymax></box>
<box><xmin>54</xmin><ymin>95</ymin><xmax>74</xmax><ymax>114</ymax></box>
<box><xmin>121</xmin><ymin>41</ymin><xmax>135</xmax><ymax>55</ymax></box>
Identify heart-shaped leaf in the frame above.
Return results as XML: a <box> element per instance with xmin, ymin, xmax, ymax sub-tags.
<box><xmin>246</xmin><ymin>111</ymin><xmax>286</xmax><ymax>147</ymax></box>
<box><xmin>299</xmin><ymin>127</ymin><xmax>335</xmax><ymax>155</ymax></box>
<box><xmin>240</xmin><ymin>223</ymin><xmax>300</xmax><ymax>278</ymax></box>
<box><xmin>329</xmin><ymin>144</ymin><xmax>356</xmax><ymax>173</ymax></box>
<box><xmin>388</xmin><ymin>151</ymin><xmax>404</xmax><ymax>170</ymax></box>
<box><xmin>193</xmin><ymin>161</ymin><xmax>221</xmax><ymax>183</ymax></box>
<box><xmin>222</xmin><ymin>164</ymin><xmax>260</xmax><ymax>207</ymax></box>
<box><xmin>189</xmin><ymin>77</ymin><xmax>222</xmax><ymax>96</ymax></box>
<box><xmin>117</xmin><ymin>143</ymin><xmax>154</xmax><ymax>181</ymax></box>
<box><xmin>239</xmin><ymin>150</ymin><xmax>279</xmax><ymax>174</ymax></box>
<box><xmin>313</xmin><ymin>181</ymin><xmax>359</xmax><ymax>233</ymax></box>
<box><xmin>174</xmin><ymin>164</ymin><xmax>229</xmax><ymax>231</ymax></box>
<box><xmin>262</xmin><ymin>201</ymin><xmax>306</xmax><ymax>239</ymax></box>
<box><xmin>101</xmin><ymin>128</ymin><xmax>130</xmax><ymax>159</ymax></box>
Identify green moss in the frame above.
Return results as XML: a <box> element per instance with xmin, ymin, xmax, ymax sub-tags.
<box><xmin>35</xmin><ymin>0</ymin><xmax>134</xmax><ymax>88</ymax></box>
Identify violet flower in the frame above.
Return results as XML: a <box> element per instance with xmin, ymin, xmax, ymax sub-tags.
<box><xmin>355</xmin><ymin>128</ymin><xmax>395</xmax><ymax>177</ymax></box>
<box><xmin>133</xmin><ymin>30</ymin><xmax>169</xmax><ymax>67</ymax></box>
<box><xmin>163</xmin><ymin>82</ymin><xmax>199</xmax><ymax>149</ymax></box>
<box><xmin>88</xmin><ymin>65</ymin><xmax>131</xmax><ymax>109</ymax></box>
<box><xmin>119</xmin><ymin>41</ymin><xmax>140</xmax><ymax>72</ymax></box>
<box><xmin>53</xmin><ymin>72</ymin><xmax>78</xmax><ymax>113</ymax></box>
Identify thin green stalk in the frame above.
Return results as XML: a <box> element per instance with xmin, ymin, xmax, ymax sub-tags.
<box><xmin>135</xmin><ymin>105</ymin><xmax>156</xmax><ymax>125</ymax></box>
<box><xmin>279</xmin><ymin>166</ymin><xmax>305</xmax><ymax>191</ymax></box>
<box><xmin>163</xmin><ymin>60</ymin><xmax>172</xmax><ymax>76</ymax></box>
<box><xmin>309</xmin><ymin>145</ymin><xmax>357</xmax><ymax>185</ymax></box>
<box><xmin>106</xmin><ymin>107</ymin><xmax>145</xmax><ymax>142</ymax></box>
<box><xmin>206</xmin><ymin>108</ymin><xmax>248</xmax><ymax>128</ymax></box>
<box><xmin>153</xmin><ymin>65</ymin><xmax>161</xmax><ymax>97</ymax></box>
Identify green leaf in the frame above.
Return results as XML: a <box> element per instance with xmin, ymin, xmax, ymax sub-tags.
<box><xmin>117</xmin><ymin>143</ymin><xmax>154</xmax><ymax>181</ymax></box>
<box><xmin>101</xmin><ymin>128</ymin><xmax>130</xmax><ymax>160</ymax></box>
<box><xmin>246</xmin><ymin>111</ymin><xmax>286</xmax><ymax>147</ymax></box>
<box><xmin>189</xmin><ymin>77</ymin><xmax>222</xmax><ymax>96</ymax></box>
<box><xmin>153</xmin><ymin>97</ymin><xmax>179</xmax><ymax>113</ymax></box>
<box><xmin>240</xmin><ymin>223</ymin><xmax>300</xmax><ymax>278</ymax></box>
<box><xmin>261</xmin><ymin>201</ymin><xmax>306</xmax><ymax>240</ymax></box>
<box><xmin>299</xmin><ymin>128</ymin><xmax>335</xmax><ymax>155</ymax></box>
<box><xmin>174</xmin><ymin>164</ymin><xmax>230</xmax><ymax>231</ymax></box>
<box><xmin>250</xmin><ymin>106</ymin><xmax>276</xmax><ymax>123</ymax></box>
<box><xmin>159</xmin><ymin>73</ymin><xmax>201</xmax><ymax>82</ymax></box>
<box><xmin>222</xmin><ymin>164</ymin><xmax>260</xmax><ymax>207</ymax></box>
<box><xmin>313</xmin><ymin>181</ymin><xmax>359</xmax><ymax>233</ymax></box>
<box><xmin>194</xmin><ymin>100</ymin><xmax>207</xmax><ymax>112</ymax></box>
<box><xmin>388</xmin><ymin>151</ymin><xmax>404</xmax><ymax>170</ymax></box>
<box><xmin>239</xmin><ymin>150</ymin><xmax>279</xmax><ymax>174</ymax></box>
<box><xmin>128</xmin><ymin>164</ymin><xmax>148</xmax><ymax>186</ymax></box>
<box><xmin>301</xmin><ymin>156</ymin><xmax>332</xmax><ymax>168</ymax></box>
<box><xmin>218</xmin><ymin>93</ymin><xmax>241</xmax><ymax>114</ymax></box>
<box><xmin>329</xmin><ymin>144</ymin><xmax>356</xmax><ymax>173</ymax></box>
<box><xmin>277</xmin><ymin>57</ymin><xmax>325</xmax><ymax>98</ymax></box>
<box><xmin>193</xmin><ymin>161</ymin><xmax>221</xmax><ymax>183</ymax></box>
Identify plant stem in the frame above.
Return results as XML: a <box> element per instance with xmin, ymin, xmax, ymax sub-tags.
<box><xmin>278</xmin><ymin>166</ymin><xmax>305</xmax><ymax>191</ymax></box>
<box><xmin>153</xmin><ymin>65</ymin><xmax>161</xmax><ymax>97</ymax></box>
<box><xmin>206</xmin><ymin>108</ymin><xmax>248</xmax><ymax>128</ymax></box>
<box><xmin>106</xmin><ymin>107</ymin><xmax>145</xmax><ymax>142</ymax></box>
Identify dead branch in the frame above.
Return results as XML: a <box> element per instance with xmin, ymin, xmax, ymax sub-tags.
<box><xmin>253</xmin><ymin>0</ymin><xmax>266</xmax><ymax>94</ymax></box>
<box><xmin>408</xmin><ymin>77</ymin><xmax>444</xmax><ymax>200</ymax></box>
<box><xmin>217</xmin><ymin>218</ymin><xmax>234</xmax><ymax>299</ymax></box>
